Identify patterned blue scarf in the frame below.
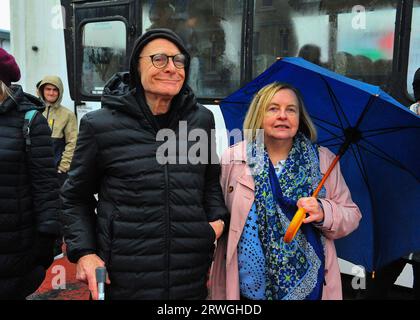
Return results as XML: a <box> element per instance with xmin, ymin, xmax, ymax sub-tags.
<box><xmin>247</xmin><ymin>132</ymin><xmax>326</xmax><ymax>300</ymax></box>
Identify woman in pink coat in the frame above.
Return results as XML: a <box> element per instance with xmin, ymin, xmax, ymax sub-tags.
<box><xmin>210</xmin><ymin>82</ymin><xmax>361</xmax><ymax>300</ymax></box>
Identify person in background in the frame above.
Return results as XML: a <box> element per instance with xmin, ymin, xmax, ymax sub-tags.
<box><xmin>38</xmin><ymin>76</ymin><xmax>78</xmax><ymax>181</ymax></box>
<box><xmin>38</xmin><ymin>75</ymin><xmax>78</xmax><ymax>258</ymax></box>
<box><xmin>298</xmin><ymin>44</ymin><xmax>327</xmax><ymax>68</ymax></box>
<box><xmin>0</xmin><ymin>48</ymin><xmax>60</xmax><ymax>299</ymax></box>
<box><xmin>210</xmin><ymin>82</ymin><xmax>361</xmax><ymax>300</ymax></box>
<box><xmin>61</xmin><ymin>29</ymin><xmax>228</xmax><ymax>300</ymax></box>
<box><xmin>410</xmin><ymin>68</ymin><xmax>420</xmax><ymax>115</ymax></box>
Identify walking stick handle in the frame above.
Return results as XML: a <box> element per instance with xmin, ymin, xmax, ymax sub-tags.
<box><xmin>96</xmin><ymin>267</ymin><xmax>107</xmax><ymax>301</ymax></box>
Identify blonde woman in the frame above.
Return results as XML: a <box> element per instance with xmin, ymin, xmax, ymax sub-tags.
<box><xmin>210</xmin><ymin>82</ymin><xmax>361</xmax><ymax>300</ymax></box>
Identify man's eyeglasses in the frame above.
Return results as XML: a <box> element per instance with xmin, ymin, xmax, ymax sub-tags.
<box><xmin>139</xmin><ymin>53</ymin><xmax>187</xmax><ymax>69</ymax></box>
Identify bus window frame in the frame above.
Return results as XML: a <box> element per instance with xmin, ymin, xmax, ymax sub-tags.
<box><xmin>406</xmin><ymin>0</ymin><xmax>418</xmax><ymax>101</ymax></box>
<box><xmin>391</xmin><ymin>0</ymin><xmax>413</xmax><ymax>105</ymax></box>
<box><xmin>76</xmin><ymin>16</ymin><xmax>129</xmax><ymax>101</ymax></box>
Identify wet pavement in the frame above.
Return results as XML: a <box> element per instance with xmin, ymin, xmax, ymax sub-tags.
<box><xmin>27</xmin><ymin>252</ymin><xmax>89</xmax><ymax>300</ymax></box>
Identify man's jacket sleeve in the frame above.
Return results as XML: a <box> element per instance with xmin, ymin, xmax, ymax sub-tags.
<box><xmin>61</xmin><ymin>114</ymin><xmax>99</xmax><ymax>263</ymax></box>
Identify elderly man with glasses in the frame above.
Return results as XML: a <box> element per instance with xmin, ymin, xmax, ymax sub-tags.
<box><xmin>61</xmin><ymin>29</ymin><xmax>228</xmax><ymax>300</ymax></box>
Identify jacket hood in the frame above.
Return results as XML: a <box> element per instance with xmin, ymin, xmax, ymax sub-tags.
<box><xmin>129</xmin><ymin>28</ymin><xmax>191</xmax><ymax>90</ymax></box>
<box><xmin>101</xmin><ymin>72</ymin><xmax>141</xmax><ymax>117</ymax></box>
<box><xmin>38</xmin><ymin>75</ymin><xmax>64</xmax><ymax>108</ymax></box>
<box><xmin>0</xmin><ymin>85</ymin><xmax>45</xmax><ymax>114</ymax></box>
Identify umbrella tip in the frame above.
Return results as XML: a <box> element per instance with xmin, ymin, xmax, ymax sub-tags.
<box><xmin>276</xmin><ymin>57</ymin><xmax>282</xmax><ymax>60</ymax></box>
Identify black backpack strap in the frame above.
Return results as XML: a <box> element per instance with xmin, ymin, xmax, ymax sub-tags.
<box><xmin>23</xmin><ymin>110</ymin><xmax>38</xmax><ymax>152</ymax></box>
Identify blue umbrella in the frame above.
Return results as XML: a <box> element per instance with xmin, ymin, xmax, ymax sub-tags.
<box><xmin>220</xmin><ymin>57</ymin><xmax>420</xmax><ymax>272</ymax></box>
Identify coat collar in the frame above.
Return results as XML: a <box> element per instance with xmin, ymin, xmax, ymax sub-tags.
<box><xmin>228</xmin><ymin>140</ymin><xmax>255</xmax><ymax>191</ymax></box>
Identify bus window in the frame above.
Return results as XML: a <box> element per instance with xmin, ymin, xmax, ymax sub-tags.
<box><xmin>253</xmin><ymin>0</ymin><xmax>397</xmax><ymax>89</ymax></box>
<box><xmin>141</xmin><ymin>1</ymin><xmax>244</xmax><ymax>99</ymax></box>
<box><xmin>253</xmin><ymin>1</ymin><xmax>301</xmax><ymax>77</ymax></box>
<box><xmin>81</xmin><ymin>20</ymin><xmax>127</xmax><ymax>96</ymax></box>
<box><xmin>335</xmin><ymin>2</ymin><xmax>397</xmax><ymax>87</ymax></box>
<box><xmin>408</xmin><ymin>0</ymin><xmax>420</xmax><ymax>99</ymax></box>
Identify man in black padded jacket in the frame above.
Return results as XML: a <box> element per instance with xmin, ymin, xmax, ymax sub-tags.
<box><xmin>61</xmin><ymin>29</ymin><xmax>228</xmax><ymax>300</ymax></box>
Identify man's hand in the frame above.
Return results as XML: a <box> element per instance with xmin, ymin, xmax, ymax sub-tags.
<box><xmin>209</xmin><ymin>219</ymin><xmax>225</xmax><ymax>241</ymax></box>
<box><xmin>76</xmin><ymin>254</ymin><xmax>111</xmax><ymax>300</ymax></box>
<box><xmin>297</xmin><ymin>197</ymin><xmax>324</xmax><ymax>224</ymax></box>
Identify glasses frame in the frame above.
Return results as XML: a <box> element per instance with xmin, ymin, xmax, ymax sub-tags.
<box><xmin>139</xmin><ymin>53</ymin><xmax>187</xmax><ymax>69</ymax></box>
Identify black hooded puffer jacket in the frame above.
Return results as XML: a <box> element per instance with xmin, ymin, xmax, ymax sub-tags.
<box><xmin>0</xmin><ymin>86</ymin><xmax>60</xmax><ymax>299</ymax></box>
<box><xmin>62</xmin><ymin>30</ymin><xmax>228</xmax><ymax>300</ymax></box>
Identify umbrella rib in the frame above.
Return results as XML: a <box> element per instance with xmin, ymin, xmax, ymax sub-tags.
<box><xmin>312</xmin><ymin>120</ymin><xmax>346</xmax><ymax>144</ymax></box>
<box><xmin>363</xmin><ymin>125</ymin><xmax>420</xmax><ymax>132</ymax></box>
<box><xmin>355</xmin><ymin>95</ymin><xmax>376</xmax><ymax>128</ymax></box>
<box><xmin>358</xmin><ymin>138</ymin><xmax>420</xmax><ymax>182</ymax></box>
<box><xmin>318</xmin><ymin>136</ymin><xmax>345</xmax><ymax>145</ymax></box>
<box><xmin>313</xmin><ymin>121</ymin><xmax>348</xmax><ymax>148</ymax></box>
<box><xmin>361</xmin><ymin>126</ymin><xmax>420</xmax><ymax>138</ymax></box>
<box><xmin>317</xmin><ymin>131</ymin><xmax>345</xmax><ymax>144</ymax></box>
<box><xmin>349</xmin><ymin>142</ymin><xmax>381</xmax><ymax>270</ymax></box>
<box><xmin>311</xmin><ymin>116</ymin><xmax>343</xmax><ymax>130</ymax></box>
<box><xmin>320</xmin><ymin>142</ymin><xmax>346</xmax><ymax>149</ymax></box>
<box><xmin>319</xmin><ymin>76</ymin><xmax>351</xmax><ymax>129</ymax></box>
<box><xmin>348</xmin><ymin>143</ymin><xmax>371</xmax><ymax>187</ymax></box>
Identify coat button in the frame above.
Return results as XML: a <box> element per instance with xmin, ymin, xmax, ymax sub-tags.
<box><xmin>228</xmin><ymin>186</ymin><xmax>234</xmax><ymax>193</ymax></box>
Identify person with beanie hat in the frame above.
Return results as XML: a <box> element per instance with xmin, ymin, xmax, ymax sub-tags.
<box><xmin>410</xmin><ymin>68</ymin><xmax>420</xmax><ymax>115</ymax></box>
<box><xmin>61</xmin><ymin>28</ymin><xmax>228</xmax><ymax>300</ymax></box>
<box><xmin>0</xmin><ymin>49</ymin><xmax>60</xmax><ymax>299</ymax></box>
<box><xmin>0</xmin><ymin>48</ymin><xmax>21</xmax><ymax>87</ymax></box>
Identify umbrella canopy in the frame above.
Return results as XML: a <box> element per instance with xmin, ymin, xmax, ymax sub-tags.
<box><xmin>220</xmin><ymin>57</ymin><xmax>420</xmax><ymax>272</ymax></box>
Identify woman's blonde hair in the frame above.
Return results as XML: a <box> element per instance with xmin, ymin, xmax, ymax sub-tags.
<box><xmin>0</xmin><ymin>80</ymin><xmax>14</xmax><ymax>103</ymax></box>
<box><xmin>243</xmin><ymin>82</ymin><xmax>317</xmax><ymax>142</ymax></box>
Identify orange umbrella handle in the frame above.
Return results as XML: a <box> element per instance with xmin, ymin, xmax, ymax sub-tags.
<box><xmin>283</xmin><ymin>154</ymin><xmax>341</xmax><ymax>243</ymax></box>
<box><xmin>284</xmin><ymin>207</ymin><xmax>307</xmax><ymax>243</ymax></box>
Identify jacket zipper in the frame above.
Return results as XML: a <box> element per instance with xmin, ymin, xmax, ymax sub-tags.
<box><xmin>164</xmin><ymin>164</ymin><xmax>170</xmax><ymax>299</ymax></box>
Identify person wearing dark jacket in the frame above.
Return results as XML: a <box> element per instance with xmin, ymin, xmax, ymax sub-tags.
<box><xmin>0</xmin><ymin>48</ymin><xmax>60</xmax><ymax>299</ymax></box>
<box><xmin>410</xmin><ymin>68</ymin><xmax>420</xmax><ymax>115</ymax></box>
<box><xmin>61</xmin><ymin>29</ymin><xmax>228</xmax><ymax>300</ymax></box>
